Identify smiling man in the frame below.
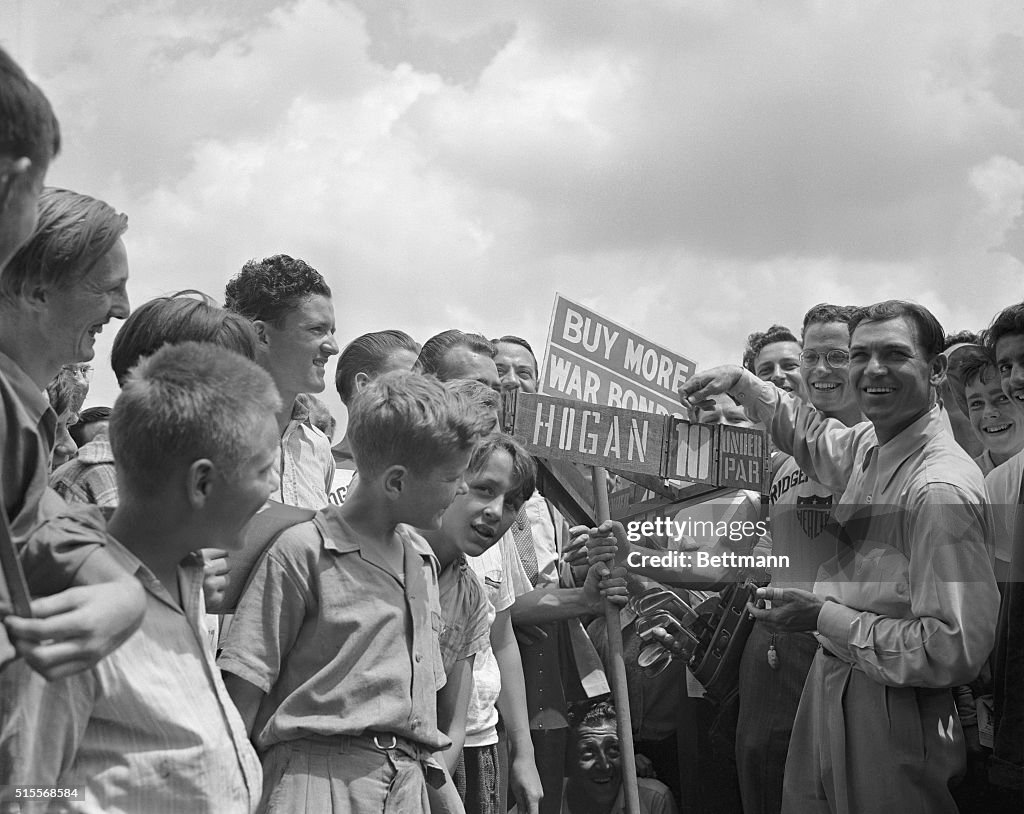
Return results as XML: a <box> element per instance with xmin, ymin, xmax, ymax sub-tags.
<box><xmin>226</xmin><ymin>254</ymin><xmax>339</xmax><ymax>509</ymax></box>
<box><xmin>681</xmin><ymin>300</ymin><xmax>999</xmax><ymax>814</ymax></box>
<box><xmin>562</xmin><ymin>699</ymin><xmax>677</xmax><ymax>814</ymax></box>
<box><xmin>742</xmin><ymin>324</ymin><xmax>806</xmax><ymax>398</ymax></box>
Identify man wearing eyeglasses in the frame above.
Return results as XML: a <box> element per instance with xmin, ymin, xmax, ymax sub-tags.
<box><xmin>682</xmin><ymin>300</ymin><xmax>999</xmax><ymax>814</ymax></box>
<box><xmin>735</xmin><ymin>305</ymin><xmax>864</xmax><ymax>814</ymax></box>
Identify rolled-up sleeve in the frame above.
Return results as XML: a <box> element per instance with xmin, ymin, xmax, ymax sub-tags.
<box><xmin>817</xmin><ymin>484</ymin><xmax>999</xmax><ymax>688</ymax></box>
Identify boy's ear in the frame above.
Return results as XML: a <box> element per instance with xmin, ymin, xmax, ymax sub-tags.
<box><xmin>382</xmin><ymin>464</ymin><xmax>408</xmax><ymax>499</ymax></box>
<box><xmin>353</xmin><ymin>371</ymin><xmax>371</xmax><ymax>393</ymax></box>
<box><xmin>0</xmin><ymin>156</ymin><xmax>32</xmax><ymax>212</ymax></box>
<box><xmin>186</xmin><ymin>458</ymin><xmax>217</xmax><ymax>509</ymax></box>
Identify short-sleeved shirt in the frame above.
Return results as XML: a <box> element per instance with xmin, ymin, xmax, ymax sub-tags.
<box><xmin>0</xmin><ymin>538</ymin><xmax>261</xmax><ymax>813</ymax></box>
<box><xmin>463</xmin><ymin>535</ymin><xmax>521</xmax><ymax>747</ymax></box>
<box><xmin>49</xmin><ymin>432</ymin><xmax>119</xmax><ymax>509</ymax></box>
<box><xmin>218</xmin><ymin>509</ymin><xmax>448</xmax><ymax>752</ymax></box>
<box><xmin>437</xmin><ymin>555</ymin><xmax>491</xmax><ymax>676</ymax></box>
<box><xmin>275</xmin><ymin>418</ymin><xmax>334</xmax><ymax>510</ymax></box>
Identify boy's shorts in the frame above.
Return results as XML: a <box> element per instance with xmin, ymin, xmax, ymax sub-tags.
<box><xmin>259</xmin><ymin>733</ymin><xmax>444</xmax><ymax>814</ymax></box>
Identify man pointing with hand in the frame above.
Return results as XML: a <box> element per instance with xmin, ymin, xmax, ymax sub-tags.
<box><xmin>678</xmin><ymin>300</ymin><xmax>998</xmax><ymax>814</ymax></box>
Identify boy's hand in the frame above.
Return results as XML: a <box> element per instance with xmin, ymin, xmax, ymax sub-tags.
<box><xmin>4</xmin><ymin>577</ymin><xmax>146</xmax><ymax>680</ymax></box>
<box><xmin>582</xmin><ymin>563</ymin><xmax>628</xmax><ymax>612</ymax></box>
<box><xmin>509</xmin><ymin>752</ymin><xmax>543</xmax><ymax>814</ymax></box>
<box><xmin>578</xmin><ymin>520</ymin><xmax>628</xmax><ymax>567</ymax></box>
<box><xmin>200</xmin><ymin>548</ymin><xmax>230</xmax><ymax>613</ymax></box>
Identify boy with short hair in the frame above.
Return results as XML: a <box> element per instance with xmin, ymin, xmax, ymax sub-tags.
<box><xmin>422</xmin><ymin>433</ymin><xmax>540</xmax><ymax>813</ymax></box>
<box><xmin>945</xmin><ymin>346</ymin><xmax>1024</xmax><ymax>475</ymax></box>
<box><xmin>219</xmin><ymin>370</ymin><xmax>487</xmax><ymax>813</ymax></box>
<box><xmin>0</xmin><ymin>342</ymin><xmax>278</xmax><ymax>812</ymax></box>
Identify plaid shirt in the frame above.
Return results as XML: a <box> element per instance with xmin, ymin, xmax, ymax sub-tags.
<box><xmin>49</xmin><ymin>431</ymin><xmax>119</xmax><ymax>508</ymax></box>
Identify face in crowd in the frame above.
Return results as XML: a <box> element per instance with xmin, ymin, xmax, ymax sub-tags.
<box><xmin>259</xmin><ymin>293</ymin><xmax>340</xmax><ymax>397</ymax></box>
<box><xmin>495</xmin><ymin>341</ymin><xmax>538</xmax><ymax>394</ymax></box>
<box><xmin>572</xmin><ymin>717</ymin><xmax>622</xmax><ymax>805</ymax></box>
<box><xmin>442</xmin><ymin>346</ymin><xmax>501</xmax><ymax>393</ymax></box>
<box><xmin>753</xmin><ymin>339</ymin><xmax>804</xmax><ymax>397</ymax></box>
<box><xmin>800</xmin><ymin>321</ymin><xmax>855</xmax><ymax>415</ymax></box>
<box><xmin>849</xmin><ymin>316</ymin><xmax>944</xmax><ymax>444</ymax></box>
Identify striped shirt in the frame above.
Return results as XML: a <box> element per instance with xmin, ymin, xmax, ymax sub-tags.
<box><xmin>0</xmin><ymin>539</ymin><xmax>261</xmax><ymax>813</ymax></box>
<box><xmin>276</xmin><ymin>418</ymin><xmax>334</xmax><ymax>510</ymax></box>
<box><xmin>49</xmin><ymin>432</ymin><xmax>119</xmax><ymax>508</ymax></box>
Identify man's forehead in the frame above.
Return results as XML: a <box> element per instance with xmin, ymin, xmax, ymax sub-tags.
<box><xmin>495</xmin><ymin>341</ymin><xmax>535</xmax><ymax>367</ymax></box>
<box><xmin>995</xmin><ymin>333</ymin><xmax>1024</xmax><ymax>361</ymax></box>
<box><xmin>576</xmin><ymin>723</ymin><xmax>617</xmax><ymax>740</ymax></box>
<box><xmin>850</xmin><ymin>316</ymin><xmax>916</xmax><ymax>347</ymax></box>
<box><xmin>444</xmin><ymin>345</ymin><xmax>497</xmax><ymax>376</ymax></box>
<box><xmin>754</xmin><ymin>340</ymin><xmax>801</xmax><ymax>365</ymax></box>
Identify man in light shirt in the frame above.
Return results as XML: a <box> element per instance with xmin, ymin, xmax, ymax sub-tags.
<box><xmin>681</xmin><ymin>300</ymin><xmax>999</xmax><ymax>814</ymax></box>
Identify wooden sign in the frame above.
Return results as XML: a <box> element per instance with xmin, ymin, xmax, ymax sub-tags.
<box><xmin>540</xmin><ymin>294</ymin><xmax>696</xmax><ymax>415</ymax></box>
<box><xmin>514</xmin><ymin>393</ymin><xmax>667</xmax><ymax>478</ymax></box>
<box><xmin>508</xmin><ymin>392</ymin><xmax>770</xmax><ymax>495</ymax></box>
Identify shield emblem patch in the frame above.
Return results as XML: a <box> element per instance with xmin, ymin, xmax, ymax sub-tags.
<box><xmin>796</xmin><ymin>494</ymin><xmax>833</xmax><ymax>539</ymax></box>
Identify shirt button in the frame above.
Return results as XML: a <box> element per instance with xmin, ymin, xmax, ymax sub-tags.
<box><xmin>415</xmin><ymin>653</ymin><xmax>423</xmax><ymax>663</ymax></box>
<box><xmin>411</xmin><ymin>718</ymin><xmax>420</xmax><ymax>728</ymax></box>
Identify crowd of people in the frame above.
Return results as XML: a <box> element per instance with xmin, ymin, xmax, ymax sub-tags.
<box><xmin>1</xmin><ymin>41</ymin><xmax>1023</xmax><ymax>814</ymax></box>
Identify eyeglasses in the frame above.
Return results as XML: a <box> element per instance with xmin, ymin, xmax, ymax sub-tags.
<box><xmin>799</xmin><ymin>349</ymin><xmax>849</xmax><ymax>368</ymax></box>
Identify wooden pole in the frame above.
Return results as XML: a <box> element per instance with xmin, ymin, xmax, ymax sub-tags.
<box><xmin>591</xmin><ymin>464</ymin><xmax>642</xmax><ymax>814</ymax></box>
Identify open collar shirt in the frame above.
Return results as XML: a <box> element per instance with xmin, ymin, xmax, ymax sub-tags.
<box><xmin>0</xmin><ymin>538</ymin><xmax>261</xmax><ymax>813</ymax></box>
<box><xmin>218</xmin><ymin>509</ymin><xmax>449</xmax><ymax>753</ymax></box>
<box><xmin>731</xmin><ymin>375</ymin><xmax>999</xmax><ymax>688</ymax></box>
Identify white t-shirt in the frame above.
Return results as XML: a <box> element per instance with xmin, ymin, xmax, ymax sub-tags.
<box><xmin>464</xmin><ymin>532</ymin><xmax>528</xmax><ymax>747</ymax></box>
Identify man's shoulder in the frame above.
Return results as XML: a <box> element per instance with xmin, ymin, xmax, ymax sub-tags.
<box><xmin>914</xmin><ymin>427</ymin><xmax>987</xmax><ymax>500</ymax></box>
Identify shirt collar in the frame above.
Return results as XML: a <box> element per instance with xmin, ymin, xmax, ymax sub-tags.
<box><xmin>102</xmin><ymin>535</ymin><xmax>203</xmax><ymax>616</ymax></box>
<box><xmin>77</xmin><ymin>433</ymin><xmax>115</xmax><ymax>464</ymax></box>
<box><xmin>0</xmin><ymin>348</ymin><xmax>50</xmax><ymax>420</ymax></box>
<box><xmin>874</xmin><ymin>404</ymin><xmax>943</xmax><ymax>488</ymax></box>
<box><xmin>316</xmin><ymin>512</ymin><xmax>439</xmax><ymax>566</ymax></box>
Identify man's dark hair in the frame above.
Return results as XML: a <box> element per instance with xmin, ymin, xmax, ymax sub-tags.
<box><xmin>0</xmin><ymin>46</ymin><xmax>60</xmax><ymax>164</ymax></box>
<box><xmin>982</xmin><ymin>303</ymin><xmax>1024</xmax><ymax>354</ymax></box>
<box><xmin>491</xmin><ymin>334</ymin><xmax>539</xmax><ymax>375</ymax></box>
<box><xmin>335</xmin><ymin>329</ymin><xmax>420</xmax><ymax>406</ymax></box>
<box><xmin>224</xmin><ymin>254</ymin><xmax>331</xmax><ymax>326</ymax></box>
<box><xmin>416</xmin><ymin>330</ymin><xmax>496</xmax><ymax>378</ymax></box>
<box><xmin>742</xmin><ymin>325</ymin><xmax>799</xmax><ymax>372</ymax></box>
<box><xmin>801</xmin><ymin>304</ymin><xmax>858</xmax><ymax>340</ymax></box>
<box><xmin>111</xmin><ymin>290</ymin><xmax>258</xmax><ymax>385</ymax></box>
<box><xmin>568</xmin><ymin>698</ymin><xmax>618</xmax><ymax>731</ymax></box>
<box><xmin>848</xmin><ymin>300</ymin><xmax>945</xmax><ymax>360</ymax></box>
<box><xmin>69</xmin><ymin>406</ymin><xmax>111</xmax><ymax>447</ymax></box>
<box><xmin>467</xmin><ymin>433</ymin><xmax>537</xmax><ymax>513</ymax></box>
<box><xmin>944</xmin><ymin>330</ymin><xmax>982</xmax><ymax>350</ymax></box>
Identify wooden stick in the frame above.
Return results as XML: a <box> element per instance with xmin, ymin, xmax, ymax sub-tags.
<box><xmin>592</xmin><ymin>464</ymin><xmax>641</xmax><ymax>814</ymax></box>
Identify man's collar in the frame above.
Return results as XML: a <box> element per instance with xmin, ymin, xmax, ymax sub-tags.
<box><xmin>874</xmin><ymin>404</ymin><xmax>942</xmax><ymax>487</ymax></box>
<box><xmin>0</xmin><ymin>348</ymin><xmax>50</xmax><ymax>419</ymax></box>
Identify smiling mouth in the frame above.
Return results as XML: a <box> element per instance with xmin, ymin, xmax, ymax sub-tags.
<box><xmin>984</xmin><ymin>424</ymin><xmax>1012</xmax><ymax>434</ymax></box>
<box><xmin>470</xmin><ymin>522</ymin><xmax>495</xmax><ymax>541</ymax></box>
<box><xmin>863</xmin><ymin>386</ymin><xmax>895</xmax><ymax>394</ymax></box>
<box><xmin>812</xmin><ymin>382</ymin><xmax>840</xmax><ymax>391</ymax></box>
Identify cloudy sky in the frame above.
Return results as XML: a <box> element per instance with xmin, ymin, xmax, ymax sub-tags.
<box><xmin>5</xmin><ymin>0</ymin><xmax>1024</xmax><ymax>427</ymax></box>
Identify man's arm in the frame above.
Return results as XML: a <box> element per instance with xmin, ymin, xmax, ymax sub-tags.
<box><xmin>222</xmin><ymin>672</ymin><xmax>267</xmax><ymax>737</ymax></box>
<box><xmin>681</xmin><ymin>366</ymin><xmax>866</xmax><ymax>492</ymax></box>
<box><xmin>510</xmin><ymin>563</ymin><xmax>627</xmax><ymax>626</ymax></box>
<box><xmin>491</xmin><ymin>607</ymin><xmax>543</xmax><ymax>814</ymax></box>
<box><xmin>753</xmin><ymin>486</ymin><xmax>1000</xmax><ymax>688</ymax></box>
